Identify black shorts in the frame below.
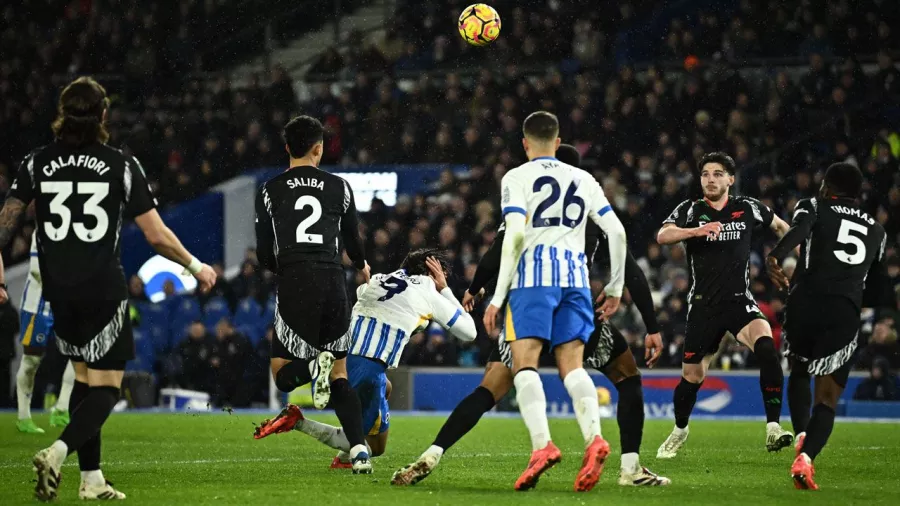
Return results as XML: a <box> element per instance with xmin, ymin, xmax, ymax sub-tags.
<box><xmin>683</xmin><ymin>300</ymin><xmax>766</xmax><ymax>364</ymax></box>
<box><xmin>784</xmin><ymin>291</ymin><xmax>860</xmax><ymax>379</ymax></box>
<box><xmin>272</xmin><ymin>266</ymin><xmax>351</xmax><ymax>361</ymax></box>
<box><xmin>487</xmin><ymin>320</ymin><xmax>629</xmax><ymax>371</ymax></box>
<box><xmin>50</xmin><ymin>299</ymin><xmax>134</xmax><ymax>370</ymax></box>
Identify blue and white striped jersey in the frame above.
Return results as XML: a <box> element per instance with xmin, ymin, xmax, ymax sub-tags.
<box><xmin>500</xmin><ymin>157</ymin><xmax>617</xmax><ymax>291</ymax></box>
<box><xmin>348</xmin><ymin>270</ymin><xmax>476</xmax><ymax>368</ymax></box>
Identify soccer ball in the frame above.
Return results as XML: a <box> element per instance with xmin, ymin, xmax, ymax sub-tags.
<box><xmin>597</xmin><ymin>386</ymin><xmax>611</xmax><ymax>406</ymax></box>
<box><xmin>458</xmin><ymin>4</ymin><xmax>501</xmax><ymax>47</ymax></box>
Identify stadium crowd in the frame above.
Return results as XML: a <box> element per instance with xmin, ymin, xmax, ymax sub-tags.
<box><xmin>1</xmin><ymin>0</ymin><xmax>899</xmax><ymax>407</ymax></box>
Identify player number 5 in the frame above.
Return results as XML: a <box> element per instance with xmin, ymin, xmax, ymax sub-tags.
<box><xmin>834</xmin><ymin>219</ymin><xmax>867</xmax><ymax>265</ymax></box>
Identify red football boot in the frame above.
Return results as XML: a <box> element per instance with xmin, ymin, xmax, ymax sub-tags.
<box><xmin>253</xmin><ymin>404</ymin><xmax>304</xmax><ymax>440</ymax></box>
<box><xmin>330</xmin><ymin>456</ymin><xmax>353</xmax><ymax>469</ymax></box>
<box><xmin>514</xmin><ymin>442</ymin><xmax>562</xmax><ymax>491</ymax></box>
<box><xmin>795</xmin><ymin>432</ymin><xmax>806</xmax><ymax>457</ymax></box>
<box><xmin>791</xmin><ymin>454</ymin><xmax>819</xmax><ymax>491</ymax></box>
<box><xmin>574</xmin><ymin>436</ymin><xmax>611</xmax><ymax>492</ymax></box>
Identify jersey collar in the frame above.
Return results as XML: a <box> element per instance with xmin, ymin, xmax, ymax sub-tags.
<box><xmin>703</xmin><ymin>194</ymin><xmax>729</xmax><ymax>210</ymax></box>
<box><xmin>532</xmin><ymin>156</ymin><xmax>558</xmax><ymax>161</ymax></box>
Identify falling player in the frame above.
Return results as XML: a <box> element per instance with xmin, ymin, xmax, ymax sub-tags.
<box><xmin>655</xmin><ymin>152</ymin><xmax>794</xmax><ymax>459</ymax></box>
<box><xmin>766</xmin><ymin>163</ymin><xmax>889</xmax><ymax>490</ymax></box>
<box><xmin>255</xmin><ymin>115</ymin><xmax>373</xmax><ymax>474</ymax></box>
<box><xmin>253</xmin><ymin>249</ymin><xmax>476</xmax><ymax>464</ymax></box>
<box><xmin>482</xmin><ymin>112</ymin><xmax>628</xmax><ymax>492</ymax></box>
<box><xmin>13</xmin><ymin>232</ymin><xmax>75</xmax><ymax>434</ymax></box>
<box><xmin>392</xmin><ymin>144</ymin><xmax>669</xmax><ymax>488</ymax></box>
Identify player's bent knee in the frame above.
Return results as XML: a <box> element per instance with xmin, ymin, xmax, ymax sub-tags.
<box><xmin>385</xmin><ymin>379</ymin><xmax>392</xmax><ymax>401</ymax></box>
<box><xmin>603</xmin><ymin>352</ymin><xmax>640</xmax><ymax>384</ymax></box>
<box><xmin>86</xmin><ymin>367</ymin><xmax>124</xmax><ymax>388</ymax></box>
<box><xmin>366</xmin><ymin>432</ymin><xmax>388</xmax><ymax>457</ymax></box>
<box><xmin>480</xmin><ymin>363</ymin><xmax>514</xmax><ymax>401</ymax></box>
<box><xmin>681</xmin><ymin>363</ymin><xmax>706</xmax><ymax>384</ymax></box>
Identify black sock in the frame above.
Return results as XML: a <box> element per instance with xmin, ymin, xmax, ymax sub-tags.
<box><xmin>78</xmin><ymin>430</ymin><xmax>102</xmax><ymax>471</ymax></box>
<box><xmin>432</xmin><ymin>386</ymin><xmax>496</xmax><ymax>451</ymax></box>
<box><xmin>614</xmin><ymin>375</ymin><xmax>644</xmax><ymax>454</ymax></box>
<box><xmin>330</xmin><ymin>378</ymin><xmax>365</xmax><ymax>452</ymax></box>
<box><xmin>802</xmin><ymin>404</ymin><xmax>835</xmax><ymax>460</ymax></box>
<box><xmin>673</xmin><ymin>378</ymin><xmax>702</xmax><ymax>429</ymax></box>
<box><xmin>274</xmin><ymin>360</ymin><xmax>312</xmax><ymax>393</ymax></box>
<box><xmin>788</xmin><ymin>366</ymin><xmax>812</xmax><ymax>434</ymax></box>
<box><xmin>59</xmin><ymin>387</ymin><xmax>119</xmax><ymax>455</ymax></box>
<box><xmin>69</xmin><ymin>380</ymin><xmax>90</xmax><ymax>412</ymax></box>
<box><xmin>754</xmin><ymin>336</ymin><xmax>784</xmax><ymax>423</ymax></box>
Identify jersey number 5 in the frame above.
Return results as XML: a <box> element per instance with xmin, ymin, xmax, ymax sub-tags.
<box><xmin>295</xmin><ymin>196</ymin><xmax>323</xmax><ymax>244</ymax></box>
<box><xmin>532</xmin><ymin>176</ymin><xmax>585</xmax><ymax>229</ymax></box>
<box><xmin>834</xmin><ymin>219</ymin><xmax>867</xmax><ymax>265</ymax></box>
<box><xmin>41</xmin><ymin>182</ymin><xmax>109</xmax><ymax>242</ymax></box>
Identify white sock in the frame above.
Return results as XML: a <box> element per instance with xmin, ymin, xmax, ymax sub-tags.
<box><xmin>563</xmin><ymin>368</ymin><xmax>602</xmax><ymax>444</ymax></box>
<box><xmin>514</xmin><ymin>369</ymin><xmax>551</xmax><ymax>451</ymax></box>
<box><xmin>621</xmin><ymin>452</ymin><xmax>640</xmax><ymax>473</ymax></box>
<box><xmin>673</xmin><ymin>426</ymin><xmax>688</xmax><ymax>436</ymax></box>
<box><xmin>49</xmin><ymin>440</ymin><xmax>68</xmax><ymax>468</ymax></box>
<box><xmin>56</xmin><ymin>362</ymin><xmax>75</xmax><ymax>411</ymax></box>
<box><xmin>294</xmin><ymin>418</ymin><xmax>372</xmax><ymax>454</ymax></box>
<box><xmin>81</xmin><ymin>469</ymin><xmax>105</xmax><ymax>487</ymax></box>
<box><xmin>766</xmin><ymin>421</ymin><xmax>781</xmax><ymax>431</ymax></box>
<box><xmin>423</xmin><ymin>444</ymin><xmax>444</xmax><ymax>464</ymax></box>
<box><xmin>16</xmin><ymin>355</ymin><xmax>42</xmax><ymax>420</ymax></box>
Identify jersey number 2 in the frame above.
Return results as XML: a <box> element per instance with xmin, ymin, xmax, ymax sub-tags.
<box><xmin>834</xmin><ymin>219</ymin><xmax>867</xmax><ymax>265</ymax></box>
<box><xmin>42</xmin><ymin>182</ymin><xmax>109</xmax><ymax>242</ymax></box>
<box><xmin>532</xmin><ymin>176</ymin><xmax>585</xmax><ymax>228</ymax></box>
<box><xmin>295</xmin><ymin>196</ymin><xmax>323</xmax><ymax>244</ymax></box>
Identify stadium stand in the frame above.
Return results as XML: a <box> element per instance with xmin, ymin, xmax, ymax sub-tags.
<box><xmin>1</xmin><ymin>0</ymin><xmax>897</xmax><ymax>408</ymax></box>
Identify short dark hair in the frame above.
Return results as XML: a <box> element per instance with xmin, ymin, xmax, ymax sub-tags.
<box><xmin>698</xmin><ymin>151</ymin><xmax>736</xmax><ymax>175</ymax></box>
<box><xmin>522</xmin><ymin>111</ymin><xmax>559</xmax><ymax>141</ymax></box>
<box><xmin>282</xmin><ymin>115</ymin><xmax>324</xmax><ymax>158</ymax></box>
<box><xmin>824</xmin><ymin>162</ymin><xmax>863</xmax><ymax>198</ymax></box>
<box><xmin>400</xmin><ymin>248</ymin><xmax>452</xmax><ymax>278</ymax></box>
<box><xmin>51</xmin><ymin>76</ymin><xmax>110</xmax><ymax>147</ymax></box>
<box><xmin>556</xmin><ymin>143</ymin><xmax>581</xmax><ymax>168</ymax></box>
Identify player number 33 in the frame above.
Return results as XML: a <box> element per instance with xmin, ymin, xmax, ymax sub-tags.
<box><xmin>41</xmin><ymin>181</ymin><xmax>109</xmax><ymax>242</ymax></box>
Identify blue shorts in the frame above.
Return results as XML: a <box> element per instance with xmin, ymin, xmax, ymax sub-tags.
<box><xmin>505</xmin><ymin>287</ymin><xmax>594</xmax><ymax>349</ymax></box>
<box><xmin>347</xmin><ymin>354</ymin><xmax>390</xmax><ymax>436</ymax></box>
<box><xmin>19</xmin><ymin>310</ymin><xmax>55</xmax><ymax>348</ymax></box>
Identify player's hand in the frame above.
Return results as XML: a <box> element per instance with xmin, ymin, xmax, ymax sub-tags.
<box><xmin>0</xmin><ymin>286</ymin><xmax>7</xmax><ymax>305</ymax></box>
<box><xmin>462</xmin><ymin>287</ymin><xmax>485</xmax><ymax>312</ymax></box>
<box><xmin>695</xmin><ymin>221</ymin><xmax>723</xmax><ymax>240</ymax></box>
<box><xmin>360</xmin><ymin>261</ymin><xmax>371</xmax><ymax>283</ymax></box>
<box><xmin>766</xmin><ymin>256</ymin><xmax>790</xmax><ymax>291</ymax></box>
<box><xmin>483</xmin><ymin>304</ymin><xmax>501</xmax><ymax>335</ymax></box>
<box><xmin>595</xmin><ymin>292</ymin><xmax>621</xmax><ymax>320</ymax></box>
<box><xmin>426</xmin><ymin>257</ymin><xmax>447</xmax><ymax>291</ymax></box>
<box><xmin>644</xmin><ymin>332</ymin><xmax>663</xmax><ymax>369</ymax></box>
<box><xmin>193</xmin><ymin>264</ymin><xmax>217</xmax><ymax>294</ymax></box>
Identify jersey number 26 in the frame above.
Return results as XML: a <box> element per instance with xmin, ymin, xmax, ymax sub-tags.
<box><xmin>532</xmin><ymin>176</ymin><xmax>585</xmax><ymax>229</ymax></box>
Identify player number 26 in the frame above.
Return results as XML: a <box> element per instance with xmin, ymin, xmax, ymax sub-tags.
<box><xmin>41</xmin><ymin>181</ymin><xmax>109</xmax><ymax>243</ymax></box>
<box><xmin>532</xmin><ymin>176</ymin><xmax>585</xmax><ymax>229</ymax></box>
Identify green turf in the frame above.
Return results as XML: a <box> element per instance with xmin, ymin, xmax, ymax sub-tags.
<box><xmin>0</xmin><ymin>412</ymin><xmax>897</xmax><ymax>504</ymax></box>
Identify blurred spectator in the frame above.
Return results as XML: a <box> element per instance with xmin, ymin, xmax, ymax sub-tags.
<box><xmin>178</xmin><ymin>321</ymin><xmax>213</xmax><ymax>392</ymax></box>
<box><xmin>209</xmin><ymin>320</ymin><xmax>251</xmax><ymax>407</ymax></box>
<box><xmin>853</xmin><ymin>358</ymin><xmax>900</xmax><ymax>401</ymax></box>
<box><xmin>858</xmin><ymin>318</ymin><xmax>900</xmax><ymax>370</ymax></box>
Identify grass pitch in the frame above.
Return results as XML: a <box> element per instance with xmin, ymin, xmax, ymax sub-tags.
<box><xmin>0</xmin><ymin>412</ymin><xmax>897</xmax><ymax>505</ymax></box>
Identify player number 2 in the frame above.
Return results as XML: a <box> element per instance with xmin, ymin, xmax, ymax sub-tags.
<box><xmin>532</xmin><ymin>176</ymin><xmax>585</xmax><ymax>229</ymax></box>
<box><xmin>834</xmin><ymin>219</ymin><xmax>867</xmax><ymax>265</ymax></box>
<box><xmin>295</xmin><ymin>196</ymin><xmax>323</xmax><ymax>244</ymax></box>
<box><xmin>41</xmin><ymin>181</ymin><xmax>109</xmax><ymax>242</ymax></box>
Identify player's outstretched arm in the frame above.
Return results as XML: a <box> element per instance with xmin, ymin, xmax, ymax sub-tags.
<box><xmin>767</xmin><ymin>199</ymin><xmax>817</xmax><ymax>290</ymax></box>
<box><xmin>339</xmin><ymin>179</ymin><xmax>368</xmax><ymax>279</ymax></box>
<box><xmin>770</xmin><ymin>214</ymin><xmax>790</xmax><ymax>238</ymax></box>
<box><xmin>133</xmin><ymin>209</ymin><xmax>216</xmax><ymax>292</ymax></box>
<box><xmin>657</xmin><ymin>222</ymin><xmax>722</xmax><ymax>244</ymax></box>
<box><xmin>0</xmin><ymin>197</ymin><xmax>25</xmax><ymax>252</ymax></box>
<box><xmin>426</xmin><ymin>256</ymin><xmax>476</xmax><ymax>341</ymax></box>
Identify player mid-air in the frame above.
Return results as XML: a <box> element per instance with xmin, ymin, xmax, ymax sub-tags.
<box><xmin>0</xmin><ymin>76</ymin><xmax>216</xmax><ymax>501</ymax></box>
<box><xmin>766</xmin><ymin>163</ymin><xmax>889</xmax><ymax>490</ymax></box>
<box><xmin>655</xmin><ymin>152</ymin><xmax>794</xmax><ymax>459</ymax></box>
<box><xmin>255</xmin><ymin>115</ymin><xmax>374</xmax><ymax>474</ymax></box>
<box><xmin>13</xmin><ymin>233</ymin><xmax>75</xmax><ymax>434</ymax></box>
<box><xmin>253</xmin><ymin>249</ymin><xmax>476</xmax><ymax>464</ymax></box>
<box><xmin>392</xmin><ymin>144</ymin><xmax>669</xmax><ymax>488</ymax></box>
<box><xmin>481</xmin><ymin>112</ymin><xmax>628</xmax><ymax>492</ymax></box>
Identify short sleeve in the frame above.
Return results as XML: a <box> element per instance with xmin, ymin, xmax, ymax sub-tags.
<box><xmin>500</xmin><ymin>172</ymin><xmax>527</xmax><ymax>217</ymax></box>
<box><xmin>125</xmin><ymin>156</ymin><xmax>157</xmax><ymax>217</ymax></box>
<box><xmin>662</xmin><ymin>199</ymin><xmax>692</xmax><ymax>227</ymax></box>
<box><xmin>7</xmin><ymin>152</ymin><xmax>36</xmax><ymax>204</ymax></box>
<box><xmin>746</xmin><ymin>197</ymin><xmax>774</xmax><ymax>227</ymax></box>
<box><xmin>591</xmin><ymin>179</ymin><xmax>614</xmax><ymax>217</ymax></box>
<box><xmin>791</xmin><ymin>198</ymin><xmax>817</xmax><ymax>227</ymax></box>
